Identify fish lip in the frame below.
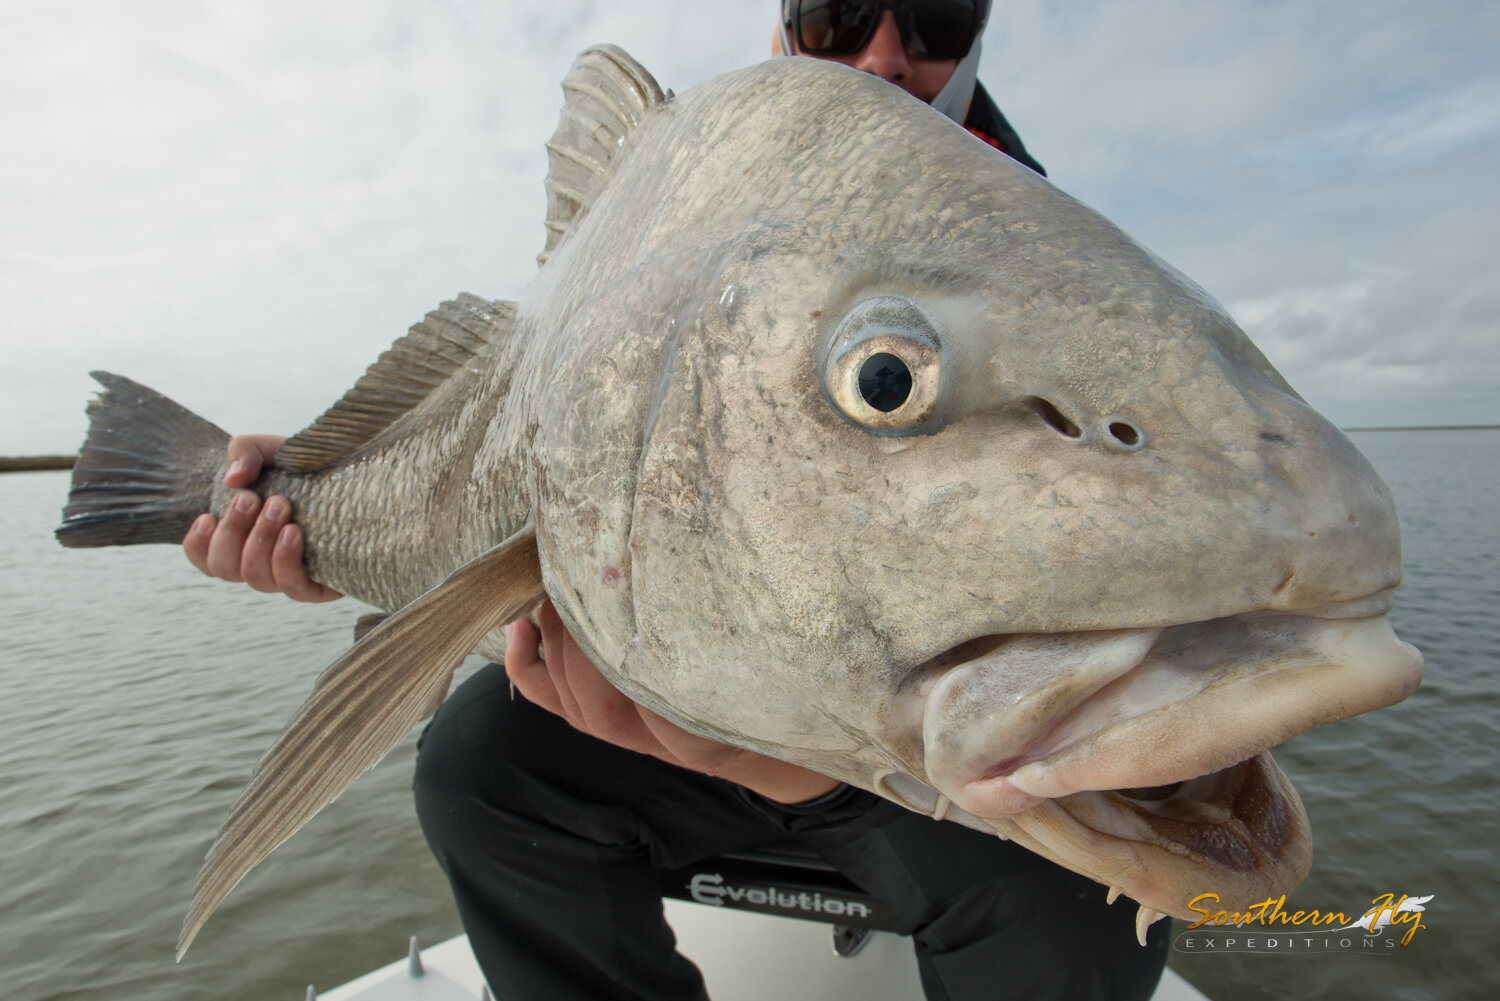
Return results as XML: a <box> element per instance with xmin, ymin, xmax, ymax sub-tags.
<box><xmin>1283</xmin><ymin>587</ymin><xmax>1397</xmax><ymax>620</ymax></box>
<box><xmin>906</xmin><ymin>591</ymin><xmax>1422</xmax><ymax>918</ymax></box>
<box><xmin>1073</xmin><ymin>752</ymin><xmax>1302</xmax><ymax>872</ymax></box>
<box><xmin>897</xmin><ymin>592</ymin><xmax>1418</xmax><ymax>920</ymax></box>
<box><xmin>911</xmin><ymin>588</ymin><xmax>1421</xmax><ymax>819</ymax></box>
<box><xmin>980</xmin><ymin>750</ymin><xmax>1315</xmax><ymax>921</ymax></box>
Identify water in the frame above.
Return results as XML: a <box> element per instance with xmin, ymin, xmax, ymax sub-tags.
<box><xmin>1</xmin><ymin>430</ymin><xmax>1496</xmax><ymax>1000</ymax></box>
<box><xmin>0</xmin><ymin>472</ymin><xmax>463</xmax><ymax>1000</ymax></box>
<box><xmin>1164</xmin><ymin>430</ymin><xmax>1500</xmax><ymax>1000</ymax></box>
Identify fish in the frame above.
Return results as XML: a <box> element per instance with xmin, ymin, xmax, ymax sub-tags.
<box><xmin>56</xmin><ymin>45</ymin><xmax>1424</xmax><ymax>956</ymax></box>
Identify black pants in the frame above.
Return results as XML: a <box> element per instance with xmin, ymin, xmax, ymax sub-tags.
<box><xmin>413</xmin><ymin>663</ymin><xmax>1168</xmax><ymax>1000</ymax></box>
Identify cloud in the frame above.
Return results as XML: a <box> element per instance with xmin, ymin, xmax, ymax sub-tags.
<box><xmin>1245</xmin><ymin>80</ymin><xmax>1500</xmax><ymax>183</ymax></box>
<box><xmin>972</xmin><ymin>0</ymin><xmax>1500</xmax><ymax>427</ymax></box>
<box><xmin>0</xmin><ymin>1</ymin><xmax>775</xmax><ymax>453</ymax></box>
<box><xmin>986</xmin><ymin>0</ymin><xmax>1500</xmax><ymax>191</ymax></box>
<box><xmin>0</xmin><ymin>0</ymin><xmax>1496</xmax><ymax>457</ymax></box>
<box><xmin>1187</xmin><ymin>121</ymin><xmax>1500</xmax><ymax>425</ymax></box>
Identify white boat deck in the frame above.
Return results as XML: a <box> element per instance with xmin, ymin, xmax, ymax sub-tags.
<box><xmin>314</xmin><ymin>901</ymin><xmax>1208</xmax><ymax>1001</ymax></box>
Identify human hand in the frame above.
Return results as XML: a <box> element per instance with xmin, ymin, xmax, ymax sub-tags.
<box><xmin>505</xmin><ymin>599</ymin><xmax>841</xmax><ymax>805</ymax></box>
<box><xmin>181</xmin><ymin>434</ymin><xmax>343</xmax><ymax>602</ymax></box>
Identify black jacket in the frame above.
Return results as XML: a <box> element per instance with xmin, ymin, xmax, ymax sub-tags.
<box><xmin>965</xmin><ymin>82</ymin><xmax>1046</xmax><ymax>176</ymax></box>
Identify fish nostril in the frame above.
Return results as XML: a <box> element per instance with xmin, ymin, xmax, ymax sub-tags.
<box><xmin>1032</xmin><ymin>398</ymin><xmax>1081</xmax><ymax>439</ymax></box>
<box><xmin>1104</xmin><ymin>417</ymin><xmax>1145</xmax><ymax>452</ymax></box>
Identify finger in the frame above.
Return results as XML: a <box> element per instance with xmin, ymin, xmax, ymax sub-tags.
<box><xmin>633</xmin><ymin>705</ymin><xmax>839</xmax><ymax>801</ymax></box>
<box><xmin>241</xmin><ymin>495</ymin><xmax>291</xmax><ymax>592</ymax></box>
<box><xmin>224</xmin><ymin>435</ymin><xmax>281</xmax><ymax>488</ymax></box>
<box><xmin>539</xmin><ymin>600</ymin><xmax>655</xmax><ymax>749</ymax></box>
<box><xmin>504</xmin><ymin>618</ymin><xmax>565</xmax><ymax>717</ymax></box>
<box><xmin>555</xmin><ymin>628</ymin><xmax>644</xmax><ymax>746</ymax></box>
<box><xmin>182</xmin><ymin>514</ymin><xmax>216</xmax><ymax>575</ymax></box>
<box><xmin>534</xmin><ymin>601</ymin><xmax>586</xmax><ymax>725</ymax></box>
<box><xmin>272</xmin><ymin>524</ymin><xmax>343</xmax><ymax>602</ymax></box>
<box><xmin>533</xmin><ymin>595</ymin><xmax>564</xmax><ymax>638</ymax></box>
<box><xmin>204</xmin><ymin>490</ymin><xmax>261</xmax><ymax>581</ymax></box>
<box><xmin>635</xmin><ymin>703</ymin><xmax>738</xmax><ymax>773</ymax></box>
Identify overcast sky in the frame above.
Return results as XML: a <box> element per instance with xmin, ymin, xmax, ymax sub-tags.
<box><xmin>2</xmin><ymin>0</ymin><xmax>1497</xmax><ymax>456</ymax></box>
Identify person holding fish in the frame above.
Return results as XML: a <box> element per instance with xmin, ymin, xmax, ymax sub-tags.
<box><xmin>181</xmin><ymin>2</ymin><xmax>1169</xmax><ymax>998</ymax></box>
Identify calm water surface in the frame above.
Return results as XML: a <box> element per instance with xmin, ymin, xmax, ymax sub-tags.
<box><xmin>1</xmin><ymin>429</ymin><xmax>1496</xmax><ymax>1000</ymax></box>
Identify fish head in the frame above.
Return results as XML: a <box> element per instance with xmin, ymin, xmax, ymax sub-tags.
<box><xmin>528</xmin><ymin>57</ymin><xmax>1423</xmax><ymax>922</ymax></box>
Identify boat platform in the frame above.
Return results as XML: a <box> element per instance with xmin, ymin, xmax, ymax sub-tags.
<box><xmin>312</xmin><ymin>901</ymin><xmax>1209</xmax><ymax>1000</ymax></box>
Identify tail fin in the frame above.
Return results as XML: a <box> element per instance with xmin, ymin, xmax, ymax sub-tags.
<box><xmin>56</xmin><ymin>371</ymin><xmax>230</xmax><ymax>548</ymax></box>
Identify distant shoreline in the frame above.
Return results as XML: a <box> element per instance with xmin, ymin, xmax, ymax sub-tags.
<box><xmin>1343</xmin><ymin>424</ymin><xmax>1500</xmax><ymax>433</ymax></box>
<box><xmin>0</xmin><ymin>455</ymin><xmax>77</xmax><ymax>473</ymax></box>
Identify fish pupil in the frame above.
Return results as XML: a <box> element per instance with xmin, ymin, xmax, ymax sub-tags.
<box><xmin>858</xmin><ymin>352</ymin><xmax>913</xmax><ymax>412</ymax></box>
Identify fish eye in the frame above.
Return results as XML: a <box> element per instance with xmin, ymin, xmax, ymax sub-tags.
<box><xmin>858</xmin><ymin>352</ymin><xmax>912</xmax><ymax>412</ymax></box>
<box><xmin>824</xmin><ymin>297</ymin><xmax>943</xmax><ymax>434</ymax></box>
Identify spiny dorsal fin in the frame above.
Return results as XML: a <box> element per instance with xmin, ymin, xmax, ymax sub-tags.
<box><xmin>274</xmin><ymin>294</ymin><xmax>518</xmax><ymax>473</ymax></box>
<box><xmin>539</xmin><ymin>44</ymin><xmax>669</xmax><ymax>267</ymax></box>
<box><xmin>177</xmin><ymin>523</ymin><xmax>545</xmax><ymax>959</ymax></box>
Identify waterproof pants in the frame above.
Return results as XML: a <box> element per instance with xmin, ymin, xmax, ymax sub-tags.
<box><xmin>413</xmin><ymin>663</ymin><xmax>1169</xmax><ymax>1001</ymax></box>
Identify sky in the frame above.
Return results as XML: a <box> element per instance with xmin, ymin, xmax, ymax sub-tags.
<box><xmin>1</xmin><ymin>0</ymin><xmax>1497</xmax><ymax>457</ymax></box>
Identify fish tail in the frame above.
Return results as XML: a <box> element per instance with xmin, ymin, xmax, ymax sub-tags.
<box><xmin>56</xmin><ymin>371</ymin><xmax>230</xmax><ymax>548</ymax></box>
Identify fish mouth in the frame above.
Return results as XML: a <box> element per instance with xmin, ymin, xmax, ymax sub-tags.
<box><xmin>888</xmin><ymin>592</ymin><xmax>1422</xmax><ymax>919</ymax></box>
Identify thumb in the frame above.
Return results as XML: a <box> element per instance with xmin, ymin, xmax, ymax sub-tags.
<box><xmin>223</xmin><ymin>434</ymin><xmax>285</xmax><ymax>487</ymax></box>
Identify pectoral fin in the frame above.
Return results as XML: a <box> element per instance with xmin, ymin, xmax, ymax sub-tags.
<box><xmin>176</xmin><ymin>523</ymin><xmax>544</xmax><ymax>959</ymax></box>
<box><xmin>353</xmin><ymin>612</ymin><xmax>388</xmax><ymax>642</ymax></box>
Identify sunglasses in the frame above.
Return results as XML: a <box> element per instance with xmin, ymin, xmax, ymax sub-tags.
<box><xmin>787</xmin><ymin>0</ymin><xmax>982</xmax><ymax>61</ymax></box>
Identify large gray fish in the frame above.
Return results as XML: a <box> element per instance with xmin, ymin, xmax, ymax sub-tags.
<box><xmin>57</xmin><ymin>46</ymin><xmax>1423</xmax><ymax>956</ymax></box>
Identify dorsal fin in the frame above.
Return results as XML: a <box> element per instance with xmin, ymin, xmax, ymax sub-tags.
<box><xmin>275</xmin><ymin>294</ymin><xmax>517</xmax><ymax>473</ymax></box>
<box><xmin>538</xmin><ymin>44</ymin><xmax>669</xmax><ymax>267</ymax></box>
